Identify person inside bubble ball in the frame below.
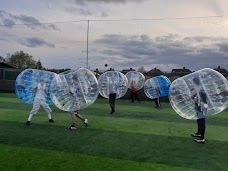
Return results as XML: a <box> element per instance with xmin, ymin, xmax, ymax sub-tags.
<box><xmin>70</xmin><ymin>77</ymin><xmax>87</xmax><ymax>103</ymax></box>
<box><xmin>130</xmin><ymin>81</ymin><xmax>140</xmax><ymax>103</ymax></box>
<box><xmin>26</xmin><ymin>79</ymin><xmax>54</xmax><ymax>125</ymax></box>
<box><xmin>68</xmin><ymin>78</ymin><xmax>88</xmax><ymax>130</ymax></box>
<box><xmin>153</xmin><ymin>87</ymin><xmax>161</xmax><ymax>109</ymax></box>
<box><xmin>191</xmin><ymin>77</ymin><xmax>208</xmax><ymax>143</ymax></box>
<box><xmin>108</xmin><ymin>75</ymin><xmax>117</xmax><ymax>114</ymax></box>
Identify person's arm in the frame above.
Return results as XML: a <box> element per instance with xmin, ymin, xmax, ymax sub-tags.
<box><xmin>44</xmin><ymin>84</ymin><xmax>47</xmax><ymax>94</ymax></box>
<box><xmin>34</xmin><ymin>83</ymin><xmax>41</xmax><ymax>93</ymax></box>
<box><xmin>190</xmin><ymin>88</ymin><xmax>197</xmax><ymax>99</ymax></box>
<box><xmin>200</xmin><ymin>91</ymin><xmax>208</xmax><ymax>108</ymax></box>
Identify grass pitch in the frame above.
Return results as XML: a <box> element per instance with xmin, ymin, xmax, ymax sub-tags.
<box><xmin>0</xmin><ymin>93</ymin><xmax>228</xmax><ymax>171</ymax></box>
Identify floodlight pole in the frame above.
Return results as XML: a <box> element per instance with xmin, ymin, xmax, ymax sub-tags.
<box><xmin>86</xmin><ymin>20</ymin><xmax>90</xmax><ymax>69</ymax></box>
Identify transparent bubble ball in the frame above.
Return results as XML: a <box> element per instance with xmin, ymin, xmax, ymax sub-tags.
<box><xmin>50</xmin><ymin>68</ymin><xmax>99</xmax><ymax>112</ymax></box>
<box><xmin>169</xmin><ymin>68</ymin><xmax>228</xmax><ymax>120</ymax></box>
<box><xmin>144</xmin><ymin>75</ymin><xmax>171</xmax><ymax>99</ymax></box>
<box><xmin>15</xmin><ymin>69</ymin><xmax>56</xmax><ymax>105</ymax></box>
<box><xmin>98</xmin><ymin>71</ymin><xmax>128</xmax><ymax>99</ymax></box>
<box><xmin>126</xmin><ymin>71</ymin><xmax>145</xmax><ymax>91</ymax></box>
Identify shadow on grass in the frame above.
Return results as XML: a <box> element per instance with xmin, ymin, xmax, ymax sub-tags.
<box><xmin>0</xmin><ymin>120</ymin><xmax>227</xmax><ymax>171</ymax></box>
<box><xmin>1</xmin><ymin>101</ymin><xmax>228</xmax><ymax>128</ymax></box>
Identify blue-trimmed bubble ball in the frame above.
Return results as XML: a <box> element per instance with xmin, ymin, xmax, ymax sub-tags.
<box><xmin>15</xmin><ymin>69</ymin><xmax>56</xmax><ymax>105</ymax></box>
<box><xmin>144</xmin><ymin>75</ymin><xmax>171</xmax><ymax>99</ymax></box>
<box><xmin>98</xmin><ymin>71</ymin><xmax>128</xmax><ymax>99</ymax></box>
<box><xmin>50</xmin><ymin>68</ymin><xmax>99</xmax><ymax>112</ymax></box>
<box><xmin>169</xmin><ymin>68</ymin><xmax>228</xmax><ymax>120</ymax></box>
<box><xmin>126</xmin><ymin>71</ymin><xmax>145</xmax><ymax>91</ymax></box>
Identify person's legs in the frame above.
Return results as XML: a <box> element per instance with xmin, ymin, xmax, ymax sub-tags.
<box><xmin>75</xmin><ymin>113</ymin><xmax>88</xmax><ymax>126</ymax></box>
<box><xmin>26</xmin><ymin>98</ymin><xmax>41</xmax><ymax>125</ymax></box>
<box><xmin>69</xmin><ymin>113</ymin><xmax>77</xmax><ymax>129</ymax></box>
<box><xmin>157</xmin><ymin>96</ymin><xmax>161</xmax><ymax>108</ymax></box>
<box><xmin>193</xmin><ymin>118</ymin><xmax>206</xmax><ymax>143</ymax></box>
<box><xmin>109</xmin><ymin>94</ymin><xmax>113</xmax><ymax>109</ymax></box>
<box><xmin>154</xmin><ymin>98</ymin><xmax>159</xmax><ymax>108</ymax></box>
<box><xmin>198</xmin><ymin>118</ymin><xmax>206</xmax><ymax>140</ymax></box>
<box><xmin>191</xmin><ymin>119</ymin><xmax>201</xmax><ymax>137</ymax></box>
<box><xmin>41</xmin><ymin>99</ymin><xmax>53</xmax><ymax>122</ymax></box>
<box><xmin>109</xmin><ymin>93</ymin><xmax>116</xmax><ymax>114</ymax></box>
<box><xmin>130</xmin><ymin>91</ymin><xmax>134</xmax><ymax>102</ymax></box>
<box><xmin>134</xmin><ymin>92</ymin><xmax>140</xmax><ymax>103</ymax></box>
<box><xmin>197</xmin><ymin>119</ymin><xmax>200</xmax><ymax>134</ymax></box>
<box><xmin>69</xmin><ymin>112</ymin><xmax>88</xmax><ymax>129</ymax></box>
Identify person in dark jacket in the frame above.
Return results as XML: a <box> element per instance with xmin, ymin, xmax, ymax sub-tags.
<box><xmin>191</xmin><ymin>77</ymin><xmax>208</xmax><ymax>143</ymax></box>
<box><xmin>108</xmin><ymin>76</ymin><xmax>117</xmax><ymax>114</ymax></box>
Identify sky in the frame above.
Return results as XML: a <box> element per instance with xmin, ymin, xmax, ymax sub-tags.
<box><xmin>0</xmin><ymin>0</ymin><xmax>228</xmax><ymax>72</ymax></box>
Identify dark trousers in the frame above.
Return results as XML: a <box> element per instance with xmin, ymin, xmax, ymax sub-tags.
<box><xmin>130</xmin><ymin>91</ymin><xmax>140</xmax><ymax>102</ymax></box>
<box><xmin>109</xmin><ymin>93</ymin><xmax>116</xmax><ymax>110</ymax></box>
<box><xmin>154</xmin><ymin>97</ymin><xmax>161</xmax><ymax>108</ymax></box>
<box><xmin>197</xmin><ymin>118</ymin><xmax>206</xmax><ymax>139</ymax></box>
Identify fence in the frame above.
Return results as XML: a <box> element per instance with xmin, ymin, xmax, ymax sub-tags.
<box><xmin>0</xmin><ymin>68</ymin><xmax>21</xmax><ymax>92</ymax></box>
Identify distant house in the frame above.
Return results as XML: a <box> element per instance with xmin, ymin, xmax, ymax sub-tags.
<box><xmin>214</xmin><ymin>66</ymin><xmax>228</xmax><ymax>77</ymax></box>
<box><xmin>145</xmin><ymin>68</ymin><xmax>164</xmax><ymax>78</ymax></box>
<box><xmin>121</xmin><ymin>68</ymin><xmax>135</xmax><ymax>74</ymax></box>
<box><xmin>171</xmin><ymin>67</ymin><xmax>192</xmax><ymax>77</ymax></box>
<box><xmin>106</xmin><ymin>68</ymin><xmax>115</xmax><ymax>72</ymax></box>
<box><xmin>0</xmin><ymin>62</ymin><xmax>15</xmax><ymax>68</ymax></box>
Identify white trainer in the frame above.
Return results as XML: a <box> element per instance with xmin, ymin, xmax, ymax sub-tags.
<box><xmin>84</xmin><ymin>119</ymin><xmax>88</xmax><ymax>126</ymax></box>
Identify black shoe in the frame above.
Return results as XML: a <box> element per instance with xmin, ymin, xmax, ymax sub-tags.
<box><xmin>26</xmin><ymin>121</ymin><xmax>31</xmax><ymax>125</ymax></box>
<box><xmin>49</xmin><ymin>119</ymin><xmax>54</xmax><ymax>123</ymax></box>
<box><xmin>110</xmin><ymin>109</ymin><xmax>115</xmax><ymax>114</ymax></box>
<box><xmin>68</xmin><ymin>125</ymin><xmax>77</xmax><ymax>130</ymax></box>
<box><xmin>191</xmin><ymin>133</ymin><xmax>201</xmax><ymax>137</ymax></box>
<box><xmin>193</xmin><ymin>139</ymin><xmax>205</xmax><ymax>143</ymax></box>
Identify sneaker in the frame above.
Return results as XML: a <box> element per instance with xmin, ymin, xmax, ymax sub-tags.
<box><xmin>49</xmin><ymin>119</ymin><xmax>54</xmax><ymax>123</ymax></box>
<box><xmin>84</xmin><ymin>119</ymin><xmax>88</xmax><ymax>127</ymax></box>
<box><xmin>193</xmin><ymin>139</ymin><xmax>205</xmax><ymax>143</ymax></box>
<box><xmin>69</xmin><ymin>125</ymin><xmax>76</xmax><ymax>130</ymax></box>
<box><xmin>26</xmin><ymin>121</ymin><xmax>31</xmax><ymax>125</ymax></box>
<box><xmin>191</xmin><ymin>133</ymin><xmax>201</xmax><ymax>137</ymax></box>
<box><xmin>110</xmin><ymin>109</ymin><xmax>115</xmax><ymax>114</ymax></box>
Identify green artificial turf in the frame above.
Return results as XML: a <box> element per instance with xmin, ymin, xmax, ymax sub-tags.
<box><xmin>0</xmin><ymin>93</ymin><xmax>228</xmax><ymax>171</ymax></box>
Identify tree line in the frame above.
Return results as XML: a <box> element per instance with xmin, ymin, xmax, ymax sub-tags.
<box><xmin>0</xmin><ymin>51</ymin><xmax>43</xmax><ymax>69</ymax></box>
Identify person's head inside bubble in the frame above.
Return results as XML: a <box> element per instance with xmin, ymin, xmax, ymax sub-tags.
<box><xmin>192</xmin><ymin>77</ymin><xmax>201</xmax><ymax>90</ymax></box>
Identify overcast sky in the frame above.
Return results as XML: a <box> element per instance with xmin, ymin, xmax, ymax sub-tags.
<box><xmin>0</xmin><ymin>0</ymin><xmax>228</xmax><ymax>72</ymax></box>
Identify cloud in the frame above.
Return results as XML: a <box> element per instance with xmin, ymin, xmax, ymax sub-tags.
<box><xmin>47</xmin><ymin>23</ymin><xmax>59</xmax><ymax>31</ymax></box>
<box><xmin>73</xmin><ymin>0</ymin><xmax>145</xmax><ymax>5</ymax></box>
<box><xmin>2</xmin><ymin>19</ymin><xmax>15</xmax><ymax>28</ymax></box>
<box><xmin>93</xmin><ymin>34</ymin><xmax>228</xmax><ymax>70</ymax></box>
<box><xmin>19</xmin><ymin>37</ymin><xmax>55</xmax><ymax>48</ymax></box>
<box><xmin>217</xmin><ymin>43</ymin><xmax>228</xmax><ymax>53</ymax></box>
<box><xmin>0</xmin><ymin>10</ymin><xmax>58</xmax><ymax>30</ymax></box>
<box><xmin>65</xmin><ymin>7</ymin><xmax>92</xmax><ymax>16</ymax></box>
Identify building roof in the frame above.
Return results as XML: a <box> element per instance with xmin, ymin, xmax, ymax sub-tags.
<box><xmin>214</xmin><ymin>66</ymin><xmax>228</xmax><ymax>74</ymax></box>
<box><xmin>0</xmin><ymin>62</ymin><xmax>15</xmax><ymax>68</ymax></box>
<box><xmin>171</xmin><ymin>67</ymin><xmax>192</xmax><ymax>73</ymax></box>
<box><xmin>145</xmin><ymin>68</ymin><xmax>164</xmax><ymax>76</ymax></box>
<box><xmin>121</xmin><ymin>68</ymin><xmax>135</xmax><ymax>74</ymax></box>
